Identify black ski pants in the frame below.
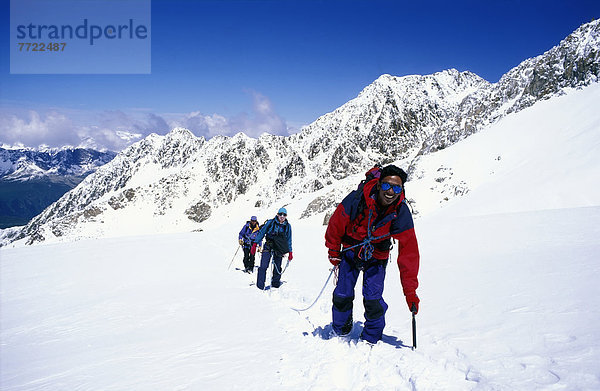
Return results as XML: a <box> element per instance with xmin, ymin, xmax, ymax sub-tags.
<box><xmin>242</xmin><ymin>246</ymin><xmax>255</xmax><ymax>271</ymax></box>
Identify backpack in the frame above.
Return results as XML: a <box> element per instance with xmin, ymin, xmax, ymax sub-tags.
<box><xmin>262</xmin><ymin>217</ymin><xmax>291</xmax><ymax>236</ymax></box>
<box><xmin>348</xmin><ymin>165</ymin><xmax>381</xmax><ymax>221</ymax></box>
<box><xmin>264</xmin><ymin>218</ymin><xmax>291</xmax><ymax>256</ymax></box>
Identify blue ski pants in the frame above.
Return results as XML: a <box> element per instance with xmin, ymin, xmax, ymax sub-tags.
<box><xmin>332</xmin><ymin>252</ymin><xmax>388</xmax><ymax>344</ymax></box>
<box><xmin>257</xmin><ymin>250</ymin><xmax>283</xmax><ymax>290</ymax></box>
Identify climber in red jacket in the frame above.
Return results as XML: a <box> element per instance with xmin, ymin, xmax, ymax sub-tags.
<box><xmin>325</xmin><ymin>164</ymin><xmax>420</xmax><ymax>344</ymax></box>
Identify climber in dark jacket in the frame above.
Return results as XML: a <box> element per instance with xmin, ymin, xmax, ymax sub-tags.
<box><xmin>238</xmin><ymin>216</ymin><xmax>261</xmax><ymax>273</ymax></box>
<box><xmin>253</xmin><ymin>207</ymin><xmax>293</xmax><ymax>290</ymax></box>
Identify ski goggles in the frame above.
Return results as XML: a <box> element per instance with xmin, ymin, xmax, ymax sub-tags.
<box><xmin>278</xmin><ymin>212</ymin><xmax>287</xmax><ymax>217</ymax></box>
<box><xmin>380</xmin><ymin>182</ymin><xmax>403</xmax><ymax>194</ymax></box>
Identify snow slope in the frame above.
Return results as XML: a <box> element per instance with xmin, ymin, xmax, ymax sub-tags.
<box><xmin>1</xmin><ymin>208</ymin><xmax>598</xmax><ymax>390</ymax></box>
<box><xmin>408</xmin><ymin>82</ymin><xmax>600</xmax><ymax>217</ymax></box>
<box><xmin>2</xmin><ymin>85</ymin><xmax>600</xmax><ymax>390</ymax></box>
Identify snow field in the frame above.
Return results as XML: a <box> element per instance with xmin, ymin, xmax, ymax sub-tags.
<box><xmin>3</xmin><ymin>202</ymin><xmax>599</xmax><ymax>390</ymax></box>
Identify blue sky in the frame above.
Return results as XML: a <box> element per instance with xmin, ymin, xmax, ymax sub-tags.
<box><xmin>1</xmin><ymin>0</ymin><xmax>599</xmax><ymax>150</ymax></box>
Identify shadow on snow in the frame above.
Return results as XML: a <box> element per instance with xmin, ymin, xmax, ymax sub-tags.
<box><xmin>306</xmin><ymin>322</ymin><xmax>411</xmax><ymax>349</ymax></box>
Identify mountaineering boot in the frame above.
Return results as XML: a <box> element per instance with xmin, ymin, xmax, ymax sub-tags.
<box><xmin>341</xmin><ymin>315</ymin><xmax>353</xmax><ymax>336</ymax></box>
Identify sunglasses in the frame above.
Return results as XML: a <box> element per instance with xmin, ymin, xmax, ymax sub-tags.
<box><xmin>380</xmin><ymin>182</ymin><xmax>403</xmax><ymax>194</ymax></box>
<box><xmin>278</xmin><ymin>213</ymin><xmax>287</xmax><ymax>217</ymax></box>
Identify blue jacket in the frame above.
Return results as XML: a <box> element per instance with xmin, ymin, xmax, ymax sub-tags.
<box><xmin>254</xmin><ymin>216</ymin><xmax>292</xmax><ymax>252</ymax></box>
<box><xmin>239</xmin><ymin>222</ymin><xmax>262</xmax><ymax>247</ymax></box>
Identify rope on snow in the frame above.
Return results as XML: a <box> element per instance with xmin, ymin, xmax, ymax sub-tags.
<box><xmin>291</xmin><ymin>267</ymin><xmax>336</xmax><ymax>312</ymax></box>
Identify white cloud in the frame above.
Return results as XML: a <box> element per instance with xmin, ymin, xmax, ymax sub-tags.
<box><xmin>172</xmin><ymin>90</ymin><xmax>291</xmax><ymax>139</ymax></box>
<box><xmin>0</xmin><ymin>110</ymin><xmax>79</xmax><ymax>148</ymax></box>
<box><xmin>0</xmin><ymin>91</ymin><xmax>295</xmax><ymax>151</ymax></box>
<box><xmin>0</xmin><ymin>109</ymin><xmax>171</xmax><ymax>151</ymax></box>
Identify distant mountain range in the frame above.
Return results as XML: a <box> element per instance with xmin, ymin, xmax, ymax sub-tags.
<box><xmin>0</xmin><ymin>147</ymin><xmax>116</xmax><ymax>228</ymax></box>
<box><xmin>1</xmin><ymin>19</ymin><xmax>598</xmax><ymax>246</ymax></box>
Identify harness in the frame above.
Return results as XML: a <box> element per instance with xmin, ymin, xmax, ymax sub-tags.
<box><xmin>341</xmin><ymin>208</ymin><xmax>396</xmax><ymax>270</ymax></box>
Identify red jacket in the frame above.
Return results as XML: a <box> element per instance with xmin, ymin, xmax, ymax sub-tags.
<box><xmin>325</xmin><ymin>179</ymin><xmax>420</xmax><ymax>295</ymax></box>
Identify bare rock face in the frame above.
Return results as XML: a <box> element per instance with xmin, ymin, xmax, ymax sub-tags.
<box><xmin>185</xmin><ymin>201</ymin><xmax>212</xmax><ymax>223</ymax></box>
<box><xmin>300</xmin><ymin>191</ymin><xmax>340</xmax><ymax>220</ymax></box>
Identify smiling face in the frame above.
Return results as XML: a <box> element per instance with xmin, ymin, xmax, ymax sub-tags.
<box><xmin>376</xmin><ymin>175</ymin><xmax>403</xmax><ymax>208</ymax></box>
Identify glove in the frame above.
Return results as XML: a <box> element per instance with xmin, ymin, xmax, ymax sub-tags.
<box><xmin>288</xmin><ymin>252</ymin><xmax>293</xmax><ymax>261</ymax></box>
<box><xmin>238</xmin><ymin>239</ymin><xmax>243</xmax><ymax>246</ymax></box>
<box><xmin>257</xmin><ymin>246</ymin><xmax>262</xmax><ymax>253</ymax></box>
<box><xmin>405</xmin><ymin>292</ymin><xmax>420</xmax><ymax>314</ymax></box>
<box><xmin>328</xmin><ymin>249</ymin><xmax>341</xmax><ymax>266</ymax></box>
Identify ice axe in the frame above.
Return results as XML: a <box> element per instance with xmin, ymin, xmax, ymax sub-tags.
<box><xmin>411</xmin><ymin>304</ymin><xmax>417</xmax><ymax>350</ymax></box>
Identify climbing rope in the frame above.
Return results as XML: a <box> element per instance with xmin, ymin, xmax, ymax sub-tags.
<box><xmin>340</xmin><ymin>209</ymin><xmax>392</xmax><ymax>262</ymax></box>
<box><xmin>291</xmin><ymin>267</ymin><xmax>336</xmax><ymax>312</ymax></box>
<box><xmin>271</xmin><ymin>256</ymin><xmax>291</xmax><ymax>275</ymax></box>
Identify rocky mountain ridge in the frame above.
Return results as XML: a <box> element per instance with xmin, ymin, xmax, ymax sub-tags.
<box><xmin>2</xmin><ymin>19</ymin><xmax>598</xmax><ymax>245</ymax></box>
<box><xmin>0</xmin><ymin>147</ymin><xmax>116</xmax><ymax>228</ymax></box>
<box><xmin>0</xmin><ymin>147</ymin><xmax>116</xmax><ymax>181</ymax></box>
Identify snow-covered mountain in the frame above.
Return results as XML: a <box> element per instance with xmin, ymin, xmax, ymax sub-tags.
<box><xmin>297</xmin><ymin>19</ymin><xmax>599</xmax><ymax>170</ymax></box>
<box><xmin>2</xmin><ymin>19</ymin><xmax>599</xmax><ymax>246</ymax></box>
<box><xmin>0</xmin><ymin>147</ymin><xmax>116</xmax><ymax>228</ymax></box>
<box><xmin>0</xmin><ymin>147</ymin><xmax>116</xmax><ymax>180</ymax></box>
